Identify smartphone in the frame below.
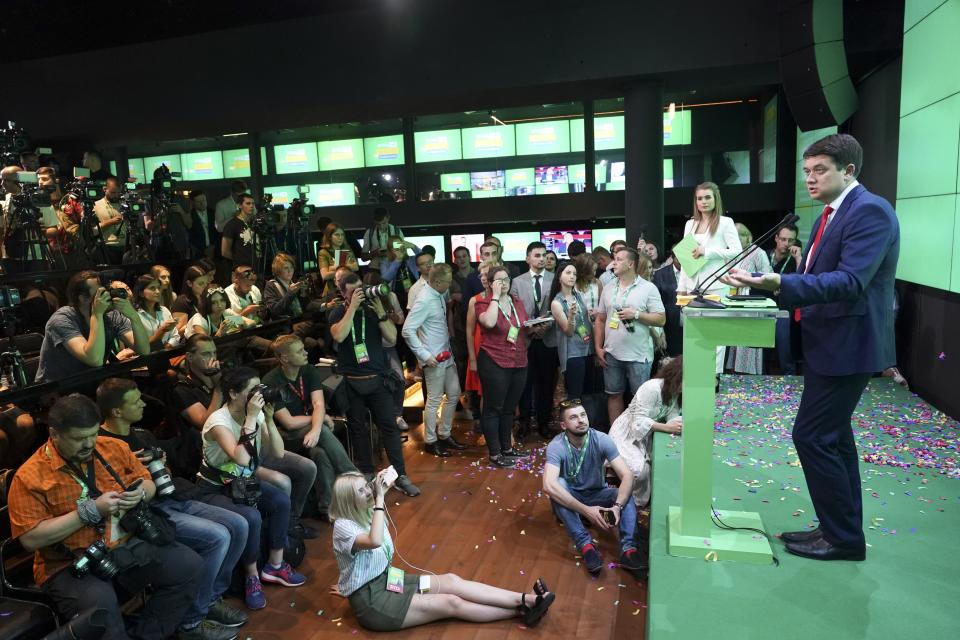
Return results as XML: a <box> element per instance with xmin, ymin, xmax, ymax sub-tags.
<box><xmin>392</xmin><ymin>241</ymin><xmax>402</xmax><ymax>250</ymax></box>
<box><xmin>602</xmin><ymin>509</ymin><xmax>617</xmax><ymax>526</ymax></box>
<box><xmin>126</xmin><ymin>478</ymin><xmax>144</xmax><ymax>492</ymax></box>
<box><xmin>419</xmin><ymin>575</ymin><xmax>431</xmax><ymax>594</ymax></box>
<box><xmin>381</xmin><ymin>465</ymin><xmax>398</xmax><ymax>487</ymax></box>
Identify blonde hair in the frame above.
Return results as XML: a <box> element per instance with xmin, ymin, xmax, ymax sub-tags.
<box><xmin>692</xmin><ymin>181</ymin><xmax>724</xmax><ymax>237</ymax></box>
<box><xmin>270</xmin><ymin>333</ymin><xmax>300</xmax><ymax>356</ymax></box>
<box><xmin>271</xmin><ymin>252</ymin><xmax>296</xmax><ymax>276</ymax></box>
<box><xmin>329</xmin><ymin>472</ymin><xmax>372</xmax><ymax>527</ymax></box>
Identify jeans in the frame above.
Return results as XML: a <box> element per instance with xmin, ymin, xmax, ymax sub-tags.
<box><xmin>260</xmin><ymin>450</ymin><xmax>317</xmax><ymax>522</ymax></box>
<box><xmin>154</xmin><ymin>499</ymin><xmax>248</xmax><ymax>625</ymax></box>
<box><xmin>344</xmin><ymin>374</ymin><xmax>407</xmax><ymax>476</ymax></box>
<box><xmin>43</xmin><ymin>541</ymin><xmax>201</xmax><ymax>640</ymax></box>
<box><xmin>602</xmin><ymin>355</ymin><xmax>651</xmax><ymax>397</ymax></box>
<box><xmin>195</xmin><ymin>478</ymin><xmax>290</xmax><ymax>565</ymax></box>
<box><xmin>281</xmin><ymin>426</ymin><xmax>357</xmax><ymax>512</ymax></box>
<box><xmin>477</xmin><ymin>350</ymin><xmax>527</xmax><ymax>457</ymax></box>
<box><xmin>564</xmin><ymin>355</ymin><xmax>593</xmax><ymax>400</ymax></box>
<box><xmin>775</xmin><ymin>316</ymin><xmax>797</xmax><ymax>374</ymax></box>
<box><xmin>551</xmin><ymin>479</ymin><xmax>638</xmax><ymax>553</ymax></box>
<box><xmin>518</xmin><ymin>340</ymin><xmax>558</xmax><ymax>427</ymax></box>
<box><xmin>422</xmin><ymin>363</ymin><xmax>461</xmax><ymax>443</ymax></box>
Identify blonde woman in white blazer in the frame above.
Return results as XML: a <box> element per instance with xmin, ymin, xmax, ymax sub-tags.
<box><xmin>677</xmin><ymin>182</ymin><xmax>742</xmax><ymax>376</ymax></box>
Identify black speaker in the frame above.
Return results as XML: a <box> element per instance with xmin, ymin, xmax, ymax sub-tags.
<box><xmin>779</xmin><ymin>0</ymin><xmax>858</xmax><ymax>131</ymax></box>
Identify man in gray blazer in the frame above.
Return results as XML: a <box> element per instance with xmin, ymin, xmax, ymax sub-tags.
<box><xmin>512</xmin><ymin>241</ymin><xmax>558</xmax><ymax>440</ymax></box>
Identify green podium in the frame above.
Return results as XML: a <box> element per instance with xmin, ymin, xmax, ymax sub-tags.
<box><xmin>667</xmin><ymin>302</ymin><xmax>787</xmax><ymax>564</ymax></box>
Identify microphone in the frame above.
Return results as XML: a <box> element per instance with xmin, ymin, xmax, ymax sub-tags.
<box><xmin>687</xmin><ymin>213</ymin><xmax>800</xmax><ymax>309</ymax></box>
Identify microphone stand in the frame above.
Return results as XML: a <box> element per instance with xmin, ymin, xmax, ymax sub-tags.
<box><xmin>687</xmin><ymin>213</ymin><xmax>800</xmax><ymax>309</ymax></box>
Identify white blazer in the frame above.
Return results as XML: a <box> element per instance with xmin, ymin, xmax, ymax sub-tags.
<box><xmin>677</xmin><ymin>215</ymin><xmax>742</xmax><ymax>294</ymax></box>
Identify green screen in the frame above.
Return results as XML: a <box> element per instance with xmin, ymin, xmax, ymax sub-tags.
<box><xmin>318</xmin><ymin>139</ymin><xmax>364</xmax><ymax>171</ymax></box>
<box><xmin>570</xmin><ymin>116</ymin><xmax>625</xmax><ymax>152</ymax></box>
<box><xmin>568</xmin><ymin>163</ymin><xmax>607</xmax><ymax>185</ymax></box>
<box><xmin>181</xmin><ymin>152</ymin><xmax>224</xmax><ymax>181</ymax></box>
<box><xmin>306</xmin><ymin>183</ymin><xmax>356</xmax><ymax>207</ymax></box>
<box><xmin>663</xmin><ymin>110</ymin><xmax>692</xmax><ymax>146</ymax></box>
<box><xmin>127</xmin><ymin>158</ymin><xmax>146</xmax><ymax>184</ymax></box>
<box><xmin>535</xmin><ymin>183</ymin><xmax>569</xmax><ymax>195</ymax></box>
<box><xmin>496</xmin><ymin>232</ymin><xmax>541</xmax><ymax>261</ymax></box>
<box><xmin>274</xmin><ymin>143</ymin><xmax>319</xmax><ymax>174</ymax></box>
<box><xmin>364</xmin><ymin>135</ymin><xmax>405</xmax><ymax>167</ymax></box>
<box><xmin>471</xmin><ymin>189</ymin><xmax>505</xmax><ymax>199</ymax></box>
<box><xmin>516</xmin><ymin>121</ymin><xmax>571</xmax><ymax>156</ymax></box>
<box><xmin>592</xmin><ymin>228</ymin><xmax>626</xmax><ymax>250</ymax></box>
<box><xmin>440</xmin><ymin>172</ymin><xmax>470</xmax><ymax>192</ymax></box>
<box><xmin>414</xmin><ymin>130</ymin><xmax>462</xmax><ymax>163</ymax></box>
<box><xmin>144</xmin><ymin>155</ymin><xmax>182</xmax><ymax>179</ymax></box>
<box><xmin>505</xmin><ymin>168</ymin><xmax>535</xmax><ymax>187</ymax></box>
<box><xmin>263</xmin><ymin>185</ymin><xmax>298</xmax><ymax>206</ymax></box>
<box><xmin>222</xmin><ymin>149</ymin><xmax>252</xmax><ymax>178</ymax></box>
<box><xmin>461</xmin><ymin>125</ymin><xmax>516</xmax><ymax>159</ymax></box>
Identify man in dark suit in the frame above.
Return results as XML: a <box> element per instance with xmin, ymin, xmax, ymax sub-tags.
<box><xmin>724</xmin><ymin>134</ymin><xmax>899</xmax><ymax>561</ymax></box>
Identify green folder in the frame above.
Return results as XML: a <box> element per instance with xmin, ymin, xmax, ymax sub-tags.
<box><xmin>672</xmin><ymin>235</ymin><xmax>707</xmax><ymax>277</ymax></box>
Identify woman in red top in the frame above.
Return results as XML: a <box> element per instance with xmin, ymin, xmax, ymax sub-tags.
<box><xmin>475</xmin><ymin>265</ymin><xmax>529</xmax><ymax>468</ymax></box>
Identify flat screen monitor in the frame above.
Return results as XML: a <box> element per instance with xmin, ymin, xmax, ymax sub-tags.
<box><xmin>143</xmin><ymin>155</ymin><xmax>182</xmax><ymax>179</ymax></box>
<box><xmin>470</xmin><ymin>170</ymin><xmax>505</xmax><ymax>191</ymax></box>
<box><xmin>306</xmin><ymin>183</ymin><xmax>357</xmax><ymax>207</ymax></box>
<box><xmin>448</xmin><ymin>233</ymin><xmax>486</xmax><ymax>262</ymax></box>
<box><xmin>663</xmin><ymin>110</ymin><xmax>692</xmax><ymax>146</ymax></box>
<box><xmin>505</xmin><ymin>167</ymin><xmax>535</xmax><ymax>187</ymax></box>
<box><xmin>440</xmin><ymin>172</ymin><xmax>471</xmax><ymax>192</ymax></box>
<box><xmin>414</xmin><ymin>129</ymin><xmax>462</xmax><ymax>163</ymax></box>
<box><xmin>406</xmin><ymin>235</ymin><xmax>446</xmax><ymax>259</ymax></box>
<box><xmin>610</xmin><ymin>161</ymin><xmax>626</xmax><ymax>183</ymax></box>
<box><xmin>262</xmin><ymin>185</ymin><xmax>299</xmax><ymax>206</ymax></box>
<box><xmin>222</xmin><ymin>149</ymin><xmax>252</xmax><ymax>178</ymax></box>
<box><xmin>363</xmin><ymin>135</ymin><xmax>405</xmax><ymax>167</ymax></box>
<box><xmin>570</xmin><ymin>116</ymin><xmax>625</xmax><ymax>152</ymax></box>
<box><xmin>516</xmin><ymin>120</ymin><xmax>571</xmax><ymax>156</ymax></box>
<box><xmin>535</xmin><ymin>165</ymin><xmax>569</xmax><ymax>184</ymax></box>
<box><xmin>318</xmin><ymin>139</ymin><xmax>364</xmax><ymax>171</ymax></box>
<box><xmin>260</xmin><ymin>147</ymin><xmax>269</xmax><ymax>176</ymax></box>
<box><xmin>461</xmin><ymin>124</ymin><xmax>516</xmax><ymax>159</ymax></box>
<box><xmin>181</xmin><ymin>151</ymin><xmax>224</xmax><ymax>181</ymax></box>
<box><xmin>274</xmin><ymin>143</ymin><xmax>319</xmax><ymax>174</ymax></box>
<box><xmin>470</xmin><ymin>189</ymin><xmax>505</xmax><ymax>199</ymax></box>
<box><xmin>541</xmin><ymin>229</ymin><xmax>592</xmax><ymax>258</ymax></box>
<box><xmin>591</xmin><ymin>228</ymin><xmax>626</xmax><ymax>252</ymax></box>
<box><xmin>535</xmin><ymin>183</ymin><xmax>569</xmax><ymax>195</ymax></box>
<box><xmin>506</xmin><ymin>185</ymin><xmax>536</xmax><ymax>196</ymax></box>
<box><xmin>568</xmin><ymin>163</ymin><xmax>607</xmax><ymax>186</ymax></box>
<box><xmin>495</xmin><ymin>231</ymin><xmax>541</xmax><ymax>262</ymax></box>
<box><xmin>126</xmin><ymin>158</ymin><xmax>146</xmax><ymax>184</ymax></box>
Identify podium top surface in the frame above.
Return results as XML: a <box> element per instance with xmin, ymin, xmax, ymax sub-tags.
<box><xmin>681</xmin><ymin>305</ymin><xmax>787</xmax><ymax>319</ymax></box>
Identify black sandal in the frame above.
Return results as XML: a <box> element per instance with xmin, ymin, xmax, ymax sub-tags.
<box><xmin>519</xmin><ymin>577</ymin><xmax>555</xmax><ymax>627</ymax></box>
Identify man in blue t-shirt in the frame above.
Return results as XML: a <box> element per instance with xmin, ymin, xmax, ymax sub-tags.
<box><xmin>542</xmin><ymin>400</ymin><xmax>644</xmax><ymax>578</ymax></box>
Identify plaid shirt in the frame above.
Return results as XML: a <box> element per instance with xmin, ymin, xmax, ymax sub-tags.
<box><xmin>8</xmin><ymin>437</ymin><xmax>151</xmax><ymax>585</ymax></box>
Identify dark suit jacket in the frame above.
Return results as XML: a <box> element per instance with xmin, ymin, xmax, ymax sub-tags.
<box><xmin>778</xmin><ymin>184</ymin><xmax>899</xmax><ymax>376</ymax></box>
<box><xmin>652</xmin><ymin>263</ymin><xmax>683</xmax><ymax>357</ymax></box>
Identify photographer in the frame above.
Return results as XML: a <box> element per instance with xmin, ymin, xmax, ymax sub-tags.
<box><xmin>196</xmin><ymin>367</ymin><xmax>306</xmax><ymax>611</ymax></box>
<box><xmin>329</xmin><ymin>273</ymin><xmax>420</xmax><ymax>497</ymax></box>
<box><xmin>82</xmin><ymin>150</ymin><xmax>111</xmax><ymax>181</ymax></box>
<box><xmin>379</xmin><ymin>235</ymin><xmax>420</xmax><ymax>304</ymax></box>
<box><xmin>262</xmin><ymin>252</ymin><xmax>320</xmax><ymax>352</ymax></box>
<box><xmin>169</xmin><ymin>335</ymin><xmax>224</xmax><ymax>478</ymax></box>
<box><xmin>96</xmin><ymin>378</ymin><xmax>248</xmax><ymax>639</ymax></box>
<box><xmin>220</xmin><ymin>193</ymin><xmax>256</xmax><ymax>273</ymax></box>
<box><xmin>35</xmin><ymin>270</ymin><xmax>151</xmax><ymax>383</ymax></box>
<box><xmin>93</xmin><ymin>176</ymin><xmax>126</xmax><ymax>264</ymax></box>
<box><xmin>264</xmin><ymin>335</ymin><xmax>356</xmax><ymax>520</ymax></box>
<box><xmin>8</xmin><ymin>394</ymin><xmax>202</xmax><ymax>640</ymax></box>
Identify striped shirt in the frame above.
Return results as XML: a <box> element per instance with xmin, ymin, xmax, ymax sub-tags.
<box><xmin>333</xmin><ymin>518</ymin><xmax>394</xmax><ymax>596</ymax></box>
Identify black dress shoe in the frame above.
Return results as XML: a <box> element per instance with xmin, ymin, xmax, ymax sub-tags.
<box><xmin>424</xmin><ymin>442</ymin><xmax>451</xmax><ymax>457</ymax></box>
<box><xmin>785</xmin><ymin>537</ymin><xmax>865</xmax><ymax>561</ymax></box>
<box><xmin>439</xmin><ymin>435</ymin><xmax>468</xmax><ymax>450</ymax></box>
<box><xmin>780</xmin><ymin>527</ymin><xmax>823</xmax><ymax>544</ymax></box>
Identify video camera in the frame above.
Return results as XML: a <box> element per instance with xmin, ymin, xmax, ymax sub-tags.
<box><xmin>0</xmin><ymin>120</ymin><xmax>30</xmax><ymax>166</ymax></box>
<box><xmin>252</xmin><ymin>193</ymin><xmax>285</xmax><ymax>234</ymax></box>
<box><xmin>6</xmin><ymin>171</ymin><xmax>55</xmax><ymax>225</ymax></box>
<box><xmin>150</xmin><ymin>164</ymin><xmax>179</xmax><ymax>201</ymax></box>
<box><xmin>119</xmin><ymin>183</ymin><xmax>146</xmax><ymax>222</ymax></box>
<box><xmin>287</xmin><ymin>185</ymin><xmax>314</xmax><ymax>223</ymax></box>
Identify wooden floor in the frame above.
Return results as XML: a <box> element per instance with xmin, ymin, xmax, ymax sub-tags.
<box><xmin>240</xmin><ymin>416</ymin><xmax>647</xmax><ymax>639</ymax></box>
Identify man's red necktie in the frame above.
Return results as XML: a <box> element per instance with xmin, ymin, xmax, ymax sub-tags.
<box><xmin>793</xmin><ymin>205</ymin><xmax>834</xmax><ymax>322</ymax></box>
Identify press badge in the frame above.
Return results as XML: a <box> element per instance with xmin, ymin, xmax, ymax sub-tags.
<box><xmin>576</xmin><ymin>324</ymin><xmax>590</xmax><ymax>342</ymax></box>
<box><xmin>608</xmin><ymin>316</ymin><xmax>620</xmax><ymax>330</ymax></box>
<box><xmin>506</xmin><ymin>326</ymin><xmax>519</xmax><ymax>344</ymax></box>
<box><xmin>401</xmin><ymin>278</ymin><xmax>412</xmax><ymax>291</ymax></box>
<box><xmin>386</xmin><ymin>566</ymin><xmax>405</xmax><ymax>593</ymax></box>
<box><xmin>354</xmin><ymin>343</ymin><xmax>371</xmax><ymax>364</ymax></box>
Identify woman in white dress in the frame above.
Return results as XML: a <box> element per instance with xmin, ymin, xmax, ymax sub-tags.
<box><xmin>726</xmin><ymin>223</ymin><xmax>772</xmax><ymax>374</ymax></box>
<box><xmin>609</xmin><ymin>356</ymin><xmax>683</xmax><ymax>507</ymax></box>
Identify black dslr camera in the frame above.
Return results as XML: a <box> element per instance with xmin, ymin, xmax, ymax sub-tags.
<box><xmin>97</xmin><ymin>273</ymin><xmax>128</xmax><ymax>300</ymax></box>
<box><xmin>71</xmin><ymin>539</ymin><xmax>120</xmax><ymax>580</ymax></box>
<box><xmin>247</xmin><ymin>383</ymin><xmax>291</xmax><ymax>405</ymax></box>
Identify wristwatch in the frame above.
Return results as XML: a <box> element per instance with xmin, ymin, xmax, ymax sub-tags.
<box><xmin>633</xmin><ymin>309</ymin><xmax>640</xmax><ymax>320</ymax></box>
<box><xmin>613</xmin><ymin>501</ymin><xmax>623</xmax><ymax>510</ymax></box>
<box><xmin>377</xmin><ymin>314</ymin><xmax>388</xmax><ymax>322</ymax></box>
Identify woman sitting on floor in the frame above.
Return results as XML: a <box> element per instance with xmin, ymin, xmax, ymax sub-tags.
<box><xmin>609</xmin><ymin>356</ymin><xmax>684</xmax><ymax>507</ymax></box>
<box><xmin>330</xmin><ymin>471</ymin><xmax>556</xmax><ymax>631</ymax></box>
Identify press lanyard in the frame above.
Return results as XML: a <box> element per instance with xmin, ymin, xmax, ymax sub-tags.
<box><xmin>778</xmin><ymin>256</ymin><xmax>792</xmax><ymax>274</ymax></box>
<box><xmin>350</xmin><ymin>309</ymin><xmax>367</xmax><ymax>346</ymax></box>
<box><xmin>562</xmin><ymin>430</ymin><xmax>591</xmax><ymax>479</ymax></box>
<box><xmin>287</xmin><ymin>374</ymin><xmax>310</xmax><ymax>414</ymax></box>
<box><xmin>496</xmin><ymin>297</ymin><xmax>520</xmax><ymax>329</ymax></box>
<box><xmin>613</xmin><ymin>278</ymin><xmax>639</xmax><ymax>308</ymax></box>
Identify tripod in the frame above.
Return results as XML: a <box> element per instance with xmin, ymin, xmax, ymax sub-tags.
<box><xmin>7</xmin><ymin>210</ymin><xmax>66</xmax><ymax>272</ymax></box>
<box><xmin>121</xmin><ymin>213</ymin><xmax>153</xmax><ymax>264</ymax></box>
<box><xmin>0</xmin><ymin>310</ymin><xmax>27</xmax><ymax>389</ymax></box>
<box><xmin>255</xmin><ymin>228</ymin><xmax>280</xmax><ymax>280</ymax></box>
<box><xmin>76</xmin><ymin>199</ymin><xmax>112</xmax><ymax>267</ymax></box>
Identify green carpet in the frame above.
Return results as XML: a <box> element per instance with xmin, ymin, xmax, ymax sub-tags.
<box><xmin>647</xmin><ymin>375</ymin><xmax>960</xmax><ymax>639</ymax></box>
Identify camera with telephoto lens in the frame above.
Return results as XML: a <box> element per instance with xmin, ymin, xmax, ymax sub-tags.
<box><xmin>97</xmin><ymin>273</ymin><xmax>128</xmax><ymax>300</ymax></box>
<box><xmin>361</xmin><ymin>283</ymin><xmax>390</xmax><ymax>301</ymax></box>
<box><xmin>122</xmin><ymin>501</ymin><xmax>166</xmax><ymax>546</ymax></box>
<box><xmin>142</xmin><ymin>447</ymin><xmax>175</xmax><ymax>497</ymax></box>
<box><xmin>71</xmin><ymin>539</ymin><xmax>120</xmax><ymax>580</ymax></box>
<box><xmin>247</xmin><ymin>383</ymin><xmax>291</xmax><ymax>405</ymax></box>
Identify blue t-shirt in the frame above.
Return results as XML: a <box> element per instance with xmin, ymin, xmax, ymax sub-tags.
<box><xmin>545</xmin><ymin>428</ymin><xmax>620</xmax><ymax>493</ymax></box>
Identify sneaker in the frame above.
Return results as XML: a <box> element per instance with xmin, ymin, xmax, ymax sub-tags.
<box><xmin>582</xmin><ymin>543</ymin><xmax>603</xmax><ymax>574</ymax></box>
<box><xmin>178</xmin><ymin>620</ymin><xmax>238</xmax><ymax>640</ymax></box>
<box><xmin>244</xmin><ymin>576</ymin><xmax>266</xmax><ymax>610</ymax></box>
<box><xmin>396</xmin><ymin>417</ymin><xmax>410</xmax><ymax>431</ymax></box>
<box><xmin>488</xmin><ymin>455</ymin><xmax>515</xmax><ymax>468</ymax></box>
<box><xmin>206</xmin><ymin>598</ymin><xmax>248</xmax><ymax>627</ymax></box>
<box><xmin>261</xmin><ymin>562</ymin><xmax>307</xmax><ymax>587</ymax></box>
<box><xmin>394</xmin><ymin>475</ymin><xmax>421</xmax><ymax>497</ymax></box>
<box><xmin>620</xmin><ymin>548</ymin><xmax>647</xmax><ymax>574</ymax></box>
<box><xmin>500</xmin><ymin>449</ymin><xmax>527</xmax><ymax>460</ymax></box>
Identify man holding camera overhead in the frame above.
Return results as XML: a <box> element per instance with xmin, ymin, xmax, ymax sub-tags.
<box><xmin>328</xmin><ymin>272</ymin><xmax>421</xmax><ymax>497</ymax></box>
<box><xmin>35</xmin><ymin>270</ymin><xmax>151</xmax><ymax>383</ymax></box>
<box><xmin>8</xmin><ymin>393</ymin><xmax>203</xmax><ymax>640</ymax></box>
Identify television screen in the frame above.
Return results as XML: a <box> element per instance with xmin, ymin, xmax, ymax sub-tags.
<box><xmin>570</xmin><ymin>116</ymin><xmax>625</xmax><ymax>152</ymax></box>
<box><xmin>181</xmin><ymin>151</ymin><xmax>224</xmax><ymax>181</ymax></box>
<box><xmin>568</xmin><ymin>163</ymin><xmax>607</xmax><ymax>186</ymax></box>
<box><xmin>262</xmin><ymin>185</ymin><xmax>299</xmax><ymax>206</ymax></box>
<box><xmin>144</xmin><ymin>155</ymin><xmax>182</xmax><ymax>179</ymax></box>
<box><xmin>222</xmin><ymin>149</ymin><xmax>252</xmax><ymax>178</ymax></box>
<box><xmin>448</xmin><ymin>233</ymin><xmax>486</xmax><ymax>261</ymax></box>
<box><xmin>470</xmin><ymin>170</ymin><xmax>505</xmax><ymax>191</ymax></box>
<box><xmin>471</xmin><ymin>189</ymin><xmax>505</xmax><ymax>199</ymax></box>
<box><xmin>535</xmin><ymin>165</ymin><xmax>569</xmax><ymax>184</ymax></box>
<box><xmin>506</xmin><ymin>185</ymin><xmax>536</xmax><ymax>196</ymax></box>
<box><xmin>604</xmin><ymin>181</ymin><xmax>625</xmax><ymax>191</ymax></box>
<box><xmin>591</xmin><ymin>228</ymin><xmax>626</xmax><ymax>252</ymax></box>
<box><xmin>610</xmin><ymin>161</ymin><xmax>626</xmax><ymax>183</ymax></box>
<box><xmin>261</xmin><ymin>147</ymin><xmax>269</xmax><ymax>176</ymax></box>
<box><xmin>663</xmin><ymin>110</ymin><xmax>692</xmax><ymax>146</ymax></box>
<box><xmin>364</xmin><ymin>135</ymin><xmax>405</xmax><ymax>167</ymax></box>
<box><xmin>306</xmin><ymin>183</ymin><xmax>357</xmax><ymax>207</ymax></box>
<box><xmin>414</xmin><ymin>129</ymin><xmax>462</xmax><ymax>163</ymax></box>
<box><xmin>318</xmin><ymin>139</ymin><xmax>364</xmax><ymax>171</ymax></box>
<box><xmin>406</xmin><ymin>235</ymin><xmax>446</xmax><ymax>259</ymax></box>
<box><xmin>664</xmin><ymin>158</ymin><xmax>674</xmax><ymax>188</ymax></box>
<box><xmin>274</xmin><ymin>143</ymin><xmax>319</xmax><ymax>174</ymax></box>
<box><xmin>126</xmin><ymin>158</ymin><xmax>146</xmax><ymax>184</ymax></box>
<box><xmin>535</xmin><ymin>183</ymin><xmax>569</xmax><ymax>195</ymax></box>
<box><xmin>440</xmin><ymin>172</ymin><xmax>471</xmax><ymax>192</ymax></box>
<box><xmin>495</xmin><ymin>231</ymin><xmax>541</xmax><ymax>261</ymax></box>
<box><xmin>541</xmin><ymin>229</ymin><xmax>592</xmax><ymax>258</ymax></box>
<box><xmin>461</xmin><ymin>124</ymin><xmax>516</xmax><ymax>159</ymax></box>
<box><xmin>505</xmin><ymin>167</ymin><xmax>535</xmax><ymax>187</ymax></box>
<box><xmin>516</xmin><ymin>121</ymin><xmax>571</xmax><ymax>156</ymax></box>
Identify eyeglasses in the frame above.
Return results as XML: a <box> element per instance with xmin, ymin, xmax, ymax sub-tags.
<box><xmin>493</xmin><ymin>277</ymin><xmax>510</xmax><ymax>284</ymax></box>
<box><xmin>207</xmin><ymin>286</ymin><xmax>225</xmax><ymax>294</ymax></box>
<box><xmin>237</xmin><ymin>271</ymin><xmax>256</xmax><ymax>279</ymax></box>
